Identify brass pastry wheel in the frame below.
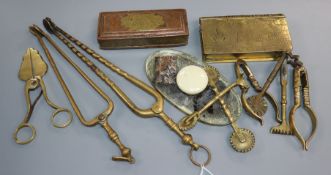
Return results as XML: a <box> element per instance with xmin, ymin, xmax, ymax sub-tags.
<box><xmin>204</xmin><ymin>66</ymin><xmax>255</xmax><ymax>153</ymax></box>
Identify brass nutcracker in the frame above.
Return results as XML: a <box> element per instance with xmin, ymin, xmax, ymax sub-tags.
<box><xmin>289</xmin><ymin>63</ymin><xmax>317</xmax><ymax>150</ymax></box>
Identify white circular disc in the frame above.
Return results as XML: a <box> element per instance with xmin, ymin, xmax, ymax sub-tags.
<box><xmin>176</xmin><ymin>65</ymin><xmax>208</xmax><ymax>95</ymax></box>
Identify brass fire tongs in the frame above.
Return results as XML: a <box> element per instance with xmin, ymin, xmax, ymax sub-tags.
<box><xmin>42</xmin><ymin>17</ymin><xmax>211</xmax><ymax>166</ymax></box>
<box><xmin>29</xmin><ymin>25</ymin><xmax>134</xmax><ymax>163</ymax></box>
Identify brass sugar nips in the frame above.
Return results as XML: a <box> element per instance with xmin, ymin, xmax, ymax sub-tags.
<box><xmin>29</xmin><ymin>25</ymin><xmax>134</xmax><ymax>163</ymax></box>
<box><xmin>179</xmin><ymin>66</ymin><xmax>255</xmax><ymax>152</ymax></box>
<box><xmin>289</xmin><ymin>63</ymin><xmax>317</xmax><ymax>150</ymax></box>
<box><xmin>42</xmin><ymin>17</ymin><xmax>211</xmax><ymax>166</ymax></box>
<box><xmin>14</xmin><ymin>48</ymin><xmax>73</xmax><ymax>144</ymax></box>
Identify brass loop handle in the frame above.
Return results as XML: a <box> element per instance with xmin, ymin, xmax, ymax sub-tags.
<box><xmin>51</xmin><ymin>108</ymin><xmax>73</xmax><ymax>128</ymax></box>
<box><xmin>13</xmin><ymin>123</ymin><xmax>36</xmax><ymax>145</ymax></box>
<box><xmin>189</xmin><ymin>145</ymin><xmax>211</xmax><ymax>167</ymax></box>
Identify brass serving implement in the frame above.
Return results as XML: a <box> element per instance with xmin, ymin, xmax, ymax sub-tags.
<box><xmin>289</xmin><ymin>66</ymin><xmax>317</xmax><ymax>150</ymax></box>
<box><xmin>205</xmin><ymin>66</ymin><xmax>255</xmax><ymax>153</ymax></box>
<box><xmin>244</xmin><ymin>53</ymin><xmax>286</xmax><ymax>125</ymax></box>
<box><xmin>42</xmin><ymin>17</ymin><xmax>209</xmax><ymax>165</ymax></box>
<box><xmin>270</xmin><ymin>61</ymin><xmax>292</xmax><ymax>135</ymax></box>
<box><xmin>29</xmin><ymin>25</ymin><xmax>134</xmax><ymax>163</ymax></box>
<box><xmin>14</xmin><ymin>48</ymin><xmax>73</xmax><ymax>144</ymax></box>
<box><xmin>178</xmin><ymin>68</ymin><xmax>255</xmax><ymax>152</ymax></box>
<box><xmin>235</xmin><ymin>59</ymin><xmax>280</xmax><ymax>123</ymax></box>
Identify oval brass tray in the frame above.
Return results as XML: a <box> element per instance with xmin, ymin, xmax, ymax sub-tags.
<box><xmin>145</xmin><ymin>49</ymin><xmax>242</xmax><ymax>126</ymax></box>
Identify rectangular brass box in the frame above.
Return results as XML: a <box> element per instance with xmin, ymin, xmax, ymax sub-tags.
<box><xmin>200</xmin><ymin>14</ymin><xmax>293</xmax><ymax>63</ymax></box>
<box><xmin>97</xmin><ymin>9</ymin><xmax>189</xmax><ymax>49</ymax></box>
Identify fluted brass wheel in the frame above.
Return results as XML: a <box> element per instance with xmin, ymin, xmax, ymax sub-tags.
<box><xmin>246</xmin><ymin>95</ymin><xmax>268</xmax><ymax>117</ymax></box>
<box><xmin>230</xmin><ymin>128</ymin><xmax>255</xmax><ymax>153</ymax></box>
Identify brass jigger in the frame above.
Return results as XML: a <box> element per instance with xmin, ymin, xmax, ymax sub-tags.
<box><xmin>42</xmin><ymin>18</ymin><xmax>210</xmax><ymax>165</ymax></box>
<box><xmin>244</xmin><ymin>53</ymin><xmax>287</xmax><ymax>125</ymax></box>
<box><xmin>29</xmin><ymin>25</ymin><xmax>134</xmax><ymax>163</ymax></box>
<box><xmin>178</xmin><ymin>67</ymin><xmax>255</xmax><ymax>152</ymax></box>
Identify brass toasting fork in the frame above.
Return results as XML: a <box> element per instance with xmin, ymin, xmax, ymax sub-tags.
<box><xmin>41</xmin><ymin>18</ymin><xmax>209</xmax><ymax>164</ymax></box>
<box><xmin>29</xmin><ymin>25</ymin><xmax>134</xmax><ymax>163</ymax></box>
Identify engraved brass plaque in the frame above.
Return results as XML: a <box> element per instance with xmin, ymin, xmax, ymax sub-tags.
<box><xmin>120</xmin><ymin>13</ymin><xmax>165</xmax><ymax>31</ymax></box>
<box><xmin>200</xmin><ymin>14</ymin><xmax>293</xmax><ymax>62</ymax></box>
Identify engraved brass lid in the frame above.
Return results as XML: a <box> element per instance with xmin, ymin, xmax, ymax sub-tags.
<box><xmin>200</xmin><ymin>14</ymin><xmax>293</xmax><ymax>62</ymax></box>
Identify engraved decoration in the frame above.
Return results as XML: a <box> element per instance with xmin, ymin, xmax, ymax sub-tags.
<box><xmin>120</xmin><ymin>13</ymin><xmax>165</xmax><ymax>31</ymax></box>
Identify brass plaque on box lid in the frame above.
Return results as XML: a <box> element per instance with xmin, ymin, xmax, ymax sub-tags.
<box><xmin>200</xmin><ymin>14</ymin><xmax>293</xmax><ymax>63</ymax></box>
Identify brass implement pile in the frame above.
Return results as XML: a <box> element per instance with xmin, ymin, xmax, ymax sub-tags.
<box><xmin>13</xmin><ymin>12</ymin><xmax>318</xmax><ymax>172</ymax></box>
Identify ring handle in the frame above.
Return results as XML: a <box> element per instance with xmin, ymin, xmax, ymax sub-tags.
<box><xmin>51</xmin><ymin>108</ymin><xmax>73</xmax><ymax>128</ymax></box>
<box><xmin>189</xmin><ymin>145</ymin><xmax>211</xmax><ymax>167</ymax></box>
<box><xmin>14</xmin><ymin>123</ymin><xmax>36</xmax><ymax>144</ymax></box>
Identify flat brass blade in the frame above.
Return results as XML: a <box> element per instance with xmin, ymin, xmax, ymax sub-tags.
<box><xmin>19</xmin><ymin>48</ymin><xmax>47</xmax><ymax>81</ymax></box>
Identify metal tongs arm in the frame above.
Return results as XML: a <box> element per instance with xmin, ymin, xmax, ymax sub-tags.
<box><xmin>43</xmin><ymin>17</ymin><xmax>163</xmax><ymax>117</ymax></box>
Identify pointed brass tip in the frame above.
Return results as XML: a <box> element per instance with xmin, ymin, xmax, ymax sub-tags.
<box><xmin>43</xmin><ymin>17</ymin><xmax>56</xmax><ymax>34</ymax></box>
<box><xmin>29</xmin><ymin>24</ymin><xmax>45</xmax><ymax>37</ymax></box>
<box><xmin>304</xmin><ymin>143</ymin><xmax>309</xmax><ymax>151</ymax></box>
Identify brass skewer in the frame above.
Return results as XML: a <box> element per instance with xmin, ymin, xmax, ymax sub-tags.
<box><xmin>29</xmin><ymin>25</ymin><xmax>134</xmax><ymax>163</ymax></box>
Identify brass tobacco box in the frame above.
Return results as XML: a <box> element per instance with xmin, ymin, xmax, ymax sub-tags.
<box><xmin>97</xmin><ymin>9</ymin><xmax>189</xmax><ymax>49</ymax></box>
<box><xmin>200</xmin><ymin>14</ymin><xmax>293</xmax><ymax>63</ymax></box>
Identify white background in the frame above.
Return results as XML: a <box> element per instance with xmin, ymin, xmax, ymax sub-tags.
<box><xmin>0</xmin><ymin>0</ymin><xmax>330</xmax><ymax>175</ymax></box>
